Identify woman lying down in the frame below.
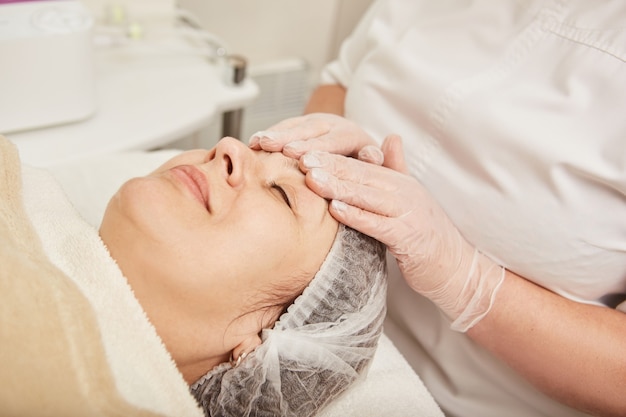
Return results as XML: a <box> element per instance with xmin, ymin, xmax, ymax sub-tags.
<box><xmin>2</xmin><ymin>136</ymin><xmax>387</xmax><ymax>417</ymax></box>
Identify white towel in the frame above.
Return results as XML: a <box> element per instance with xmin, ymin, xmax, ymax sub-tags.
<box><xmin>21</xmin><ymin>164</ymin><xmax>204</xmax><ymax>417</ymax></box>
<box><xmin>319</xmin><ymin>334</ymin><xmax>444</xmax><ymax>417</ymax></box>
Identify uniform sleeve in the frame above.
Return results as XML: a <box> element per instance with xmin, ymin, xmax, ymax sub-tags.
<box><xmin>320</xmin><ymin>0</ymin><xmax>387</xmax><ymax>86</ymax></box>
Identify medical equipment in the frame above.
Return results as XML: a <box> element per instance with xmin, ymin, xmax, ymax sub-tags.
<box><xmin>0</xmin><ymin>0</ymin><xmax>96</xmax><ymax>134</ymax></box>
<box><xmin>91</xmin><ymin>4</ymin><xmax>246</xmax><ymax>139</ymax></box>
<box><xmin>221</xmin><ymin>54</ymin><xmax>247</xmax><ymax>138</ymax></box>
<box><xmin>91</xmin><ymin>5</ymin><xmax>229</xmax><ymax>61</ymax></box>
<box><xmin>6</xmin><ymin>1</ymin><xmax>258</xmax><ymax>167</ymax></box>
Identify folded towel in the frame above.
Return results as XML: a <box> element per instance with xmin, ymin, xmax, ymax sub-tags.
<box><xmin>0</xmin><ymin>135</ymin><xmax>203</xmax><ymax>416</ymax></box>
<box><xmin>319</xmin><ymin>334</ymin><xmax>444</xmax><ymax>417</ymax></box>
<box><xmin>19</xmin><ymin>161</ymin><xmax>204</xmax><ymax>417</ymax></box>
<box><xmin>0</xmin><ymin>136</ymin><xmax>199</xmax><ymax>416</ymax></box>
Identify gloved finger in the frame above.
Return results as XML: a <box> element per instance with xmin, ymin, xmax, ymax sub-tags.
<box><xmin>249</xmin><ymin>113</ymin><xmax>340</xmax><ymax>151</ymax></box>
<box><xmin>250</xmin><ymin>124</ymin><xmax>330</xmax><ymax>152</ymax></box>
<box><xmin>328</xmin><ymin>199</ymin><xmax>399</xmax><ymax>249</ymax></box>
<box><xmin>286</xmin><ymin>114</ymin><xmax>378</xmax><ymax>158</ymax></box>
<box><xmin>284</xmin><ymin>133</ymin><xmax>376</xmax><ymax>159</ymax></box>
<box><xmin>381</xmin><ymin>134</ymin><xmax>410</xmax><ymax>174</ymax></box>
<box><xmin>248</xmin><ymin>115</ymin><xmax>309</xmax><ymax>148</ymax></box>
<box><xmin>305</xmin><ymin>167</ymin><xmax>411</xmax><ymax>217</ymax></box>
<box><xmin>301</xmin><ymin>151</ymin><xmax>404</xmax><ymax>192</ymax></box>
<box><xmin>328</xmin><ymin>199</ymin><xmax>424</xmax><ymax>260</ymax></box>
<box><xmin>357</xmin><ymin>145</ymin><xmax>384</xmax><ymax>166</ymax></box>
<box><xmin>250</xmin><ymin>113</ymin><xmax>377</xmax><ymax>158</ymax></box>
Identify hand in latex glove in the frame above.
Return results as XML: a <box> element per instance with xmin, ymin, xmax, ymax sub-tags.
<box><xmin>301</xmin><ymin>135</ymin><xmax>505</xmax><ymax>332</ymax></box>
<box><xmin>249</xmin><ymin>113</ymin><xmax>379</xmax><ymax>160</ymax></box>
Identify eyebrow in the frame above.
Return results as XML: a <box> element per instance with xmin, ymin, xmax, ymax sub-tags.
<box><xmin>261</xmin><ymin>151</ymin><xmax>302</xmax><ymax>179</ymax></box>
<box><xmin>279</xmin><ymin>154</ymin><xmax>300</xmax><ymax>172</ymax></box>
<box><xmin>261</xmin><ymin>151</ymin><xmax>308</xmax><ymax>217</ymax></box>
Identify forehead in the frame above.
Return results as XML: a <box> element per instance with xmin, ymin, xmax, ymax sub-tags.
<box><xmin>258</xmin><ymin>150</ymin><xmax>300</xmax><ymax>172</ymax></box>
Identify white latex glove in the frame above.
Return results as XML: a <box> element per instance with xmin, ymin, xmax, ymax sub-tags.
<box><xmin>300</xmin><ymin>135</ymin><xmax>505</xmax><ymax>332</ymax></box>
<box><xmin>249</xmin><ymin>113</ymin><xmax>379</xmax><ymax>160</ymax></box>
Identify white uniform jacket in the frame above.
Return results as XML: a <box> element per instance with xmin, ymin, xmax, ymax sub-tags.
<box><xmin>321</xmin><ymin>1</ymin><xmax>626</xmax><ymax>416</ymax></box>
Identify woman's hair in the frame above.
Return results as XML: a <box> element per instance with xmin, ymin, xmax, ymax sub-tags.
<box><xmin>191</xmin><ymin>224</ymin><xmax>387</xmax><ymax>417</ymax></box>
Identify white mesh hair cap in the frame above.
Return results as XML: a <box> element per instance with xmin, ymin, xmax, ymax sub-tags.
<box><xmin>190</xmin><ymin>224</ymin><xmax>387</xmax><ymax>417</ymax></box>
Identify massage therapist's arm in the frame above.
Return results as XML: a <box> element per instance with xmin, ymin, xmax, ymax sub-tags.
<box><xmin>303</xmin><ymin>84</ymin><xmax>346</xmax><ymax>116</ymax></box>
<box><xmin>468</xmin><ymin>269</ymin><xmax>626</xmax><ymax>417</ymax></box>
<box><xmin>290</xmin><ymin>84</ymin><xmax>626</xmax><ymax>417</ymax></box>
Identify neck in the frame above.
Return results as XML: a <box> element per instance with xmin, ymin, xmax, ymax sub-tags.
<box><xmin>145</xmin><ymin>313</ymin><xmax>229</xmax><ymax>385</ymax></box>
<box><xmin>178</xmin><ymin>354</ymin><xmax>229</xmax><ymax>384</ymax></box>
<box><xmin>139</xmin><ymin>311</ymin><xmax>230</xmax><ymax>385</ymax></box>
<box><xmin>100</xmin><ymin>237</ymin><xmax>230</xmax><ymax>385</ymax></box>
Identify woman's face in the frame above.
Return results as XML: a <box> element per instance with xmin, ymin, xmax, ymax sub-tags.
<box><xmin>99</xmin><ymin>137</ymin><xmax>338</xmax><ymax>377</ymax></box>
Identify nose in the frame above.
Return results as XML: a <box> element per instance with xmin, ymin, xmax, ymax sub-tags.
<box><xmin>213</xmin><ymin>137</ymin><xmax>253</xmax><ymax>187</ymax></box>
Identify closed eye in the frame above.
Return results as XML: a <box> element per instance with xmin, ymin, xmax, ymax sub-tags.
<box><xmin>271</xmin><ymin>182</ymin><xmax>292</xmax><ymax>208</ymax></box>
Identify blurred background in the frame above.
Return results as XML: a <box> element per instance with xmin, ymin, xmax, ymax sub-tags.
<box><xmin>1</xmin><ymin>0</ymin><xmax>373</xmax><ymax>165</ymax></box>
<box><xmin>174</xmin><ymin>0</ymin><xmax>374</xmax><ymax>146</ymax></box>
<box><xmin>173</xmin><ymin>0</ymin><xmax>374</xmax><ymax>146</ymax></box>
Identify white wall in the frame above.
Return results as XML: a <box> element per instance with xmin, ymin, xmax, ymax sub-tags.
<box><xmin>161</xmin><ymin>0</ymin><xmax>374</xmax><ymax>147</ymax></box>
<box><xmin>329</xmin><ymin>0</ymin><xmax>374</xmax><ymax>59</ymax></box>
<box><xmin>176</xmin><ymin>0</ymin><xmax>374</xmax><ymax>83</ymax></box>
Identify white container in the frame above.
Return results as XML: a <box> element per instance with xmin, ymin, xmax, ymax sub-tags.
<box><xmin>0</xmin><ymin>0</ymin><xmax>96</xmax><ymax>134</ymax></box>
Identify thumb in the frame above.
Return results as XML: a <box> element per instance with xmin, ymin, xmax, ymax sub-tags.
<box><xmin>381</xmin><ymin>134</ymin><xmax>409</xmax><ymax>174</ymax></box>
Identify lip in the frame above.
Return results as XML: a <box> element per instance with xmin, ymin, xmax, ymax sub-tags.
<box><xmin>170</xmin><ymin>165</ymin><xmax>210</xmax><ymax>211</ymax></box>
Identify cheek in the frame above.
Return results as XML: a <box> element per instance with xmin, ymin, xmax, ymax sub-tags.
<box><xmin>221</xmin><ymin>196</ymin><xmax>339</xmax><ymax>293</ymax></box>
<box><xmin>114</xmin><ymin>177</ymin><xmax>210</xmax><ymax>238</ymax></box>
<box><xmin>101</xmin><ymin>178</ymin><xmax>218</xmax><ymax>280</ymax></box>
<box><xmin>152</xmin><ymin>201</ymin><xmax>297</xmax><ymax>293</ymax></box>
<box><xmin>226</xmin><ymin>206</ymin><xmax>297</xmax><ymax>265</ymax></box>
<box><xmin>211</xmin><ymin>205</ymin><xmax>302</xmax><ymax>289</ymax></box>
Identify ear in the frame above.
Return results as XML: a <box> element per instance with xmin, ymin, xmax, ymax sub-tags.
<box><xmin>231</xmin><ymin>333</ymin><xmax>262</xmax><ymax>365</ymax></box>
